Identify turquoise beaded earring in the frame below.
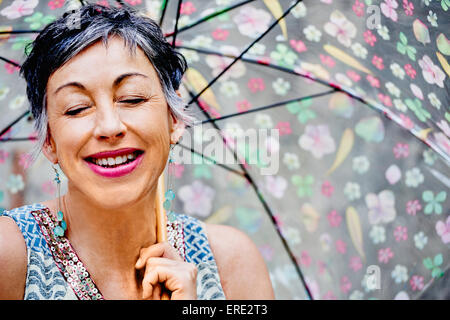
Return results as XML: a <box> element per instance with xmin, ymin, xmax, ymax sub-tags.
<box><xmin>52</xmin><ymin>165</ymin><xmax>67</xmax><ymax>237</ymax></box>
<box><xmin>164</xmin><ymin>145</ymin><xmax>176</xmax><ymax>223</ymax></box>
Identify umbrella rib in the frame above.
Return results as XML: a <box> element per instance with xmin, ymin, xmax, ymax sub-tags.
<box><xmin>0</xmin><ymin>137</ymin><xmax>36</xmax><ymax>143</ymax></box>
<box><xmin>200</xmin><ymin>90</ymin><xmax>336</xmax><ymax>124</ymax></box>
<box><xmin>176</xmin><ymin>143</ymin><xmax>245</xmax><ymax>177</ymax></box>
<box><xmin>0</xmin><ymin>110</ymin><xmax>30</xmax><ymax>138</ymax></box>
<box><xmin>186</xmin><ymin>86</ymin><xmax>314</xmax><ymax>300</ymax></box>
<box><xmin>177</xmin><ymin>45</ymin><xmax>339</xmax><ymax>93</ymax></box>
<box><xmin>171</xmin><ymin>0</ymin><xmax>183</xmax><ymax>47</ymax></box>
<box><xmin>159</xmin><ymin>0</ymin><xmax>170</xmax><ymax>27</ymax></box>
<box><xmin>0</xmin><ymin>55</ymin><xmax>21</xmax><ymax>68</ymax></box>
<box><xmin>164</xmin><ymin>0</ymin><xmax>256</xmax><ymax>37</ymax></box>
<box><xmin>186</xmin><ymin>0</ymin><xmax>303</xmax><ymax>107</ymax></box>
<box><xmin>0</xmin><ymin>0</ymin><xmax>256</xmax><ymax>36</ymax></box>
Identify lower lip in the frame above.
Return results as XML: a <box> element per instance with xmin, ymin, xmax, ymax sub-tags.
<box><xmin>85</xmin><ymin>153</ymin><xmax>144</xmax><ymax>178</ymax></box>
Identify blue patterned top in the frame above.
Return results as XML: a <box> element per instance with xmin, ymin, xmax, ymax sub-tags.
<box><xmin>1</xmin><ymin>203</ymin><xmax>225</xmax><ymax>300</ymax></box>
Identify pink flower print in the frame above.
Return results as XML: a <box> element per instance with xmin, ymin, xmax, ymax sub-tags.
<box><xmin>363</xmin><ymin>30</ymin><xmax>377</xmax><ymax>46</ymax></box>
<box><xmin>399</xmin><ymin>114</ymin><xmax>414</xmax><ymax>130</ymax></box>
<box><xmin>372</xmin><ymin>55</ymin><xmax>384</xmax><ymax>70</ymax></box>
<box><xmin>321</xmin><ymin>181</ymin><xmax>334</xmax><ymax>198</ymax></box>
<box><xmin>0</xmin><ymin>0</ymin><xmax>38</xmax><ymax>19</ymax></box>
<box><xmin>380</xmin><ymin>0</ymin><xmax>398</xmax><ymax>21</ymax></box>
<box><xmin>96</xmin><ymin>1</ymin><xmax>110</xmax><ymax>7</ymax></box>
<box><xmin>298</xmin><ymin>124</ymin><xmax>336</xmax><ymax>159</ymax></box>
<box><xmin>349</xmin><ymin>256</ymin><xmax>363</xmax><ymax>272</ymax></box>
<box><xmin>236</xmin><ymin>99</ymin><xmax>251</xmax><ymax>113</ymax></box>
<box><xmin>393</xmin><ymin>143</ymin><xmax>409</xmax><ymax>158</ymax></box>
<box><xmin>178</xmin><ymin>180</ymin><xmax>215</xmax><ymax>217</ymax></box>
<box><xmin>320</xmin><ymin>54</ymin><xmax>335</xmax><ymax>68</ymax></box>
<box><xmin>322</xmin><ymin>291</ymin><xmax>337</xmax><ymax>300</ymax></box>
<box><xmin>233</xmin><ymin>6</ymin><xmax>271</xmax><ymax>39</ymax></box>
<box><xmin>378</xmin><ymin>93</ymin><xmax>392</xmax><ymax>107</ymax></box>
<box><xmin>346</xmin><ymin>70</ymin><xmax>361</xmax><ymax>82</ymax></box>
<box><xmin>406</xmin><ymin>200</ymin><xmax>422</xmax><ymax>216</ymax></box>
<box><xmin>378</xmin><ymin>247</ymin><xmax>394</xmax><ymax>263</ymax></box>
<box><xmin>404</xmin><ymin>64</ymin><xmax>416</xmax><ymax>79</ymax></box>
<box><xmin>19</xmin><ymin>152</ymin><xmax>32</xmax><ymax>169</ymax></box>
<box><xmin>205</xmin><ymin>46</ymin><xmax>245</xmax><ymax>81</ymax></box>
<box><xmin>299</xmin><ymin>251</ymin><xmax>312</xmax><ymax>267</ymax></box>
<box><xmin>124</xmin><ymin>0</ymin><xmax>142</xmax><ymax>5</ymax></box>
<box><xmin>393</xmin><ymin>226</ymin><xmax>408</xmax><ymax>242</ymax></box>
<box><xmin>418</xmin><ymin>55</ymin><xmax>445</xmax><ymax>88</ymax></box>
<box><xmin>247</xmin><ymin>78</ymin><xmax>265</xmax><ymax>93</ymax></box>
<box><xmin>168</xmin><ymin>162</ymin><xmax>185</xmax><ymax>179</ymax></box>
<box><xmin>5</xmin><ymin>61</ymin><xmax>20</xmax><ymax>74</ymax></box>
<box><xmin>402</xmin><ymin>0</ymin><xmax>414</xmax><ymax>16</ymax></box>
<box><xmin>180</xmin><ymin>1</ymin><xmax>196</xmax><ymax>15</ymax></box>
<box><xmin>265</xmin><ymin>175</ymin><xmax>287</xmax><ymax>199</ymax></box>
<box><xmin>366</xmin><ymin>74</ymin><xmax>380</xmax><ymax>88</ymax></box>
<box><xmin>409</xmin><ymin>275</ymin><xmax>424</xmax><ymax>291</ymax></box>
<box><xmin>435</xmin><ymin>217</ymin><xmax>450</xmax><ymax>244</ymax></box>
<box><xmin>48</xmin><ymin>0</ymin><xmax>64</xmax><ymax>10</ymax></box>
<box><xmin>340</xmin><ymin>276</ymin><xmax>352</xmax><ymax>294</ymax></box>
<box><xmin>290</xmin><ymin>39</ymin><xmax>307</xmax><ymax>53</ymax></box>
<box><xmin>327</xmin><ymin>210</ymin><xmax>342</xmax><ymax>227</ymax></box>
<box><xmin>352</xmin><ymin>0</ymin><xmax>365</xmax><ymax>17</ymax></box>
<box><xmin>323</xmin><ymin>10</ymin><xmax>357</xmax><ymax>47</ymax></box>
<box><xmin>335</xmin><ymin>239</ymin><xmax>347</xmax><ymax>254</ymax></box>
<box><xmin>211</xmin><ymin>28</ymin><xmax>229</xmax><ymax>41</ymax></box>
<box><xmin>317</xmin><ymin>261</ymin><xmax>327</xmax><ymax>275</ymax></box>
<box><xmin>366</xmin><ymin>190</ymin><xmax>396</xmax><ymax>225</ymax></box>
<box><xmin>275</xmin><ymin>122</ymin><xmax>292</xmax><ymax>136</ymax></box>
<box><xmin>0</xmin><ymin>150</ymin><xmax>9</xmax><ymax>164</ymax></box>
<box><xmin>41</xmin><ymin>180</ymin><xmax>56</xmax><ymax>195</ymax></box>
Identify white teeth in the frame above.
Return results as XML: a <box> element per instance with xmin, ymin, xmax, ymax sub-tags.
<box><xmin>92</xmin><ymin>152</ymin><xmax>139</xmax><ymax>167</ymax></box>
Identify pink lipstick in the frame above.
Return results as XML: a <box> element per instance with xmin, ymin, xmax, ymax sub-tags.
<box><xmin>84</xmin><ymin>148</ymin><xmax>144</xmax><ymax>178</ymax></box>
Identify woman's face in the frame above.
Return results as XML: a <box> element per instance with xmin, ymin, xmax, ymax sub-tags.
<box><xmin>44</xmin><ymin>35</ymin><xmax>183</xmax><ymax>209</ymax></box>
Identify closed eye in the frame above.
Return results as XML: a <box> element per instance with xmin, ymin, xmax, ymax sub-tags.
<box><xmin>120</xmin><ymin>98</ymin><xmax>147</xmax><ymax>104</ymax></box>
<box><xmin>65</xmin><ymin>106</ymin><xmax>89</xmax><ymax>116</ymax></box>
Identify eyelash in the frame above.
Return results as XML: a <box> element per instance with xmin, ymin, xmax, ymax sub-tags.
<box><xmin>65</xmin><ymin>99</ymin><xmax>147</xmax><ymax>116</ymax></box>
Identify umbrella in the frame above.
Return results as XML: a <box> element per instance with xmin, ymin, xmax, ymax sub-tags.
<box><xmin>0</xmin><ymin>0</ymin><xmax>449</xmax><ymax>300</ymax></box>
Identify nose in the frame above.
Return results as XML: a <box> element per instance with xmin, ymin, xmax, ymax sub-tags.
<box><xmin>93</xmin><ymin>104</ymin><xmax>127</xmax><ymax>142</ymax></box>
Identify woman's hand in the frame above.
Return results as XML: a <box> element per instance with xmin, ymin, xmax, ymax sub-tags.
<box><xmin>135</xmin><ymin>241</ymin><xmax>197</xmax><ymax>300</ymax></box>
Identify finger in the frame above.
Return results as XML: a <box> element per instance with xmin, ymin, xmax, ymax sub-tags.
<box><xmin>135</xmin><ymin>242</ymin><xmax>182</xmax><ymax>269</ymax></box>
<box><xmin>142</xmin><ymin>269</ymin><xmax>159</xmax><ymax>299</ymax></box>
<box><xmin>152</xmin><ymin>283</ymin><xmax>162</xmax><ymax>300</ymax></box>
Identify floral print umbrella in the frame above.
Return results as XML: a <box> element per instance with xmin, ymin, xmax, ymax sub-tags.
<box><xmin>0</xmin><ymin>0</ymin><xmax>449</xmax><ymax>300</ymax></box>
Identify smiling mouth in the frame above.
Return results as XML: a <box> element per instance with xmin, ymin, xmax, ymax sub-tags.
<box><xmin>85</xmin><ymin>150</ymin><xmax>144</xmax><ymax>168</ymax></box>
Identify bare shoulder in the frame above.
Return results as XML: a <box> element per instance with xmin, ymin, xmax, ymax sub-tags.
<box><xmin>0</xmin><ymin>216</ymin><xmax>27</xmax><ymax>299</ymax></box>
<box><xmin>204</xmin><ymin>223</ymin><xmax>274</xmax><ymax>300</ymax></box>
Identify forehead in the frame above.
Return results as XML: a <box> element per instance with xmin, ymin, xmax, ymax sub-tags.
<box><xmin>47</xmin><ymin>35</ymin><xmax>159</xmax><ymax>90</ymax></box>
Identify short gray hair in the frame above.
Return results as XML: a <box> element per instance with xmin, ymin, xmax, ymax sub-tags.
<box><xmin>20</xmin><ymin>3</ymin><xmax>196</xmax><ymax>160</ymax></box>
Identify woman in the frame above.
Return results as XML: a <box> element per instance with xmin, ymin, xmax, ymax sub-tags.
<box><xmin>0</xmin><ymin>4</ymin><xmax>274</xmax><ymax>300</ymax></box>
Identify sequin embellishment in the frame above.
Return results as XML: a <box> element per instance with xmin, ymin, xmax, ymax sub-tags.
<box><xmin>31</xmin><ymin>207</ymin><xmax>185</xmax><ymax>300</ymax></box>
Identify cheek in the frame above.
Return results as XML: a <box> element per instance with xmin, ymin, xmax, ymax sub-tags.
<box><xmin>120</xmin><ymin>105</ymin><xmax>171</xmax><ymax>145</ymax></box>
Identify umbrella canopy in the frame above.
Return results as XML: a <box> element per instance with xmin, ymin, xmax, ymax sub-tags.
<box><xmin>0</xmin><ymin>0</ymin><xmax>449</xmax><ymax>300</ymax></box>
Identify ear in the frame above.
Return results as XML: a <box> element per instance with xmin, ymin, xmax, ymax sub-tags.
<box><xmin>169</xmin><ymin>90</ymin><xmax>186</xmax><ymax>145</ymax></box>
<box><xmin>42</xmin><ymin>129</ymin><xmax>58</xmax><ymax>164</ymax></box>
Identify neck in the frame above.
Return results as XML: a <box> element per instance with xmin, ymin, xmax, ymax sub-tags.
<box><xmin>60</xmin><ymin>184</ymin><xmax>158</xmax><ymax>296</ymax></box>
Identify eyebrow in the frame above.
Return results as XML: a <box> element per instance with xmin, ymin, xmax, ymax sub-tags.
<box><xmin>53</xmin><ymin>72</ymin><xmax>150</xmax><ymax>95</ymax></box>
